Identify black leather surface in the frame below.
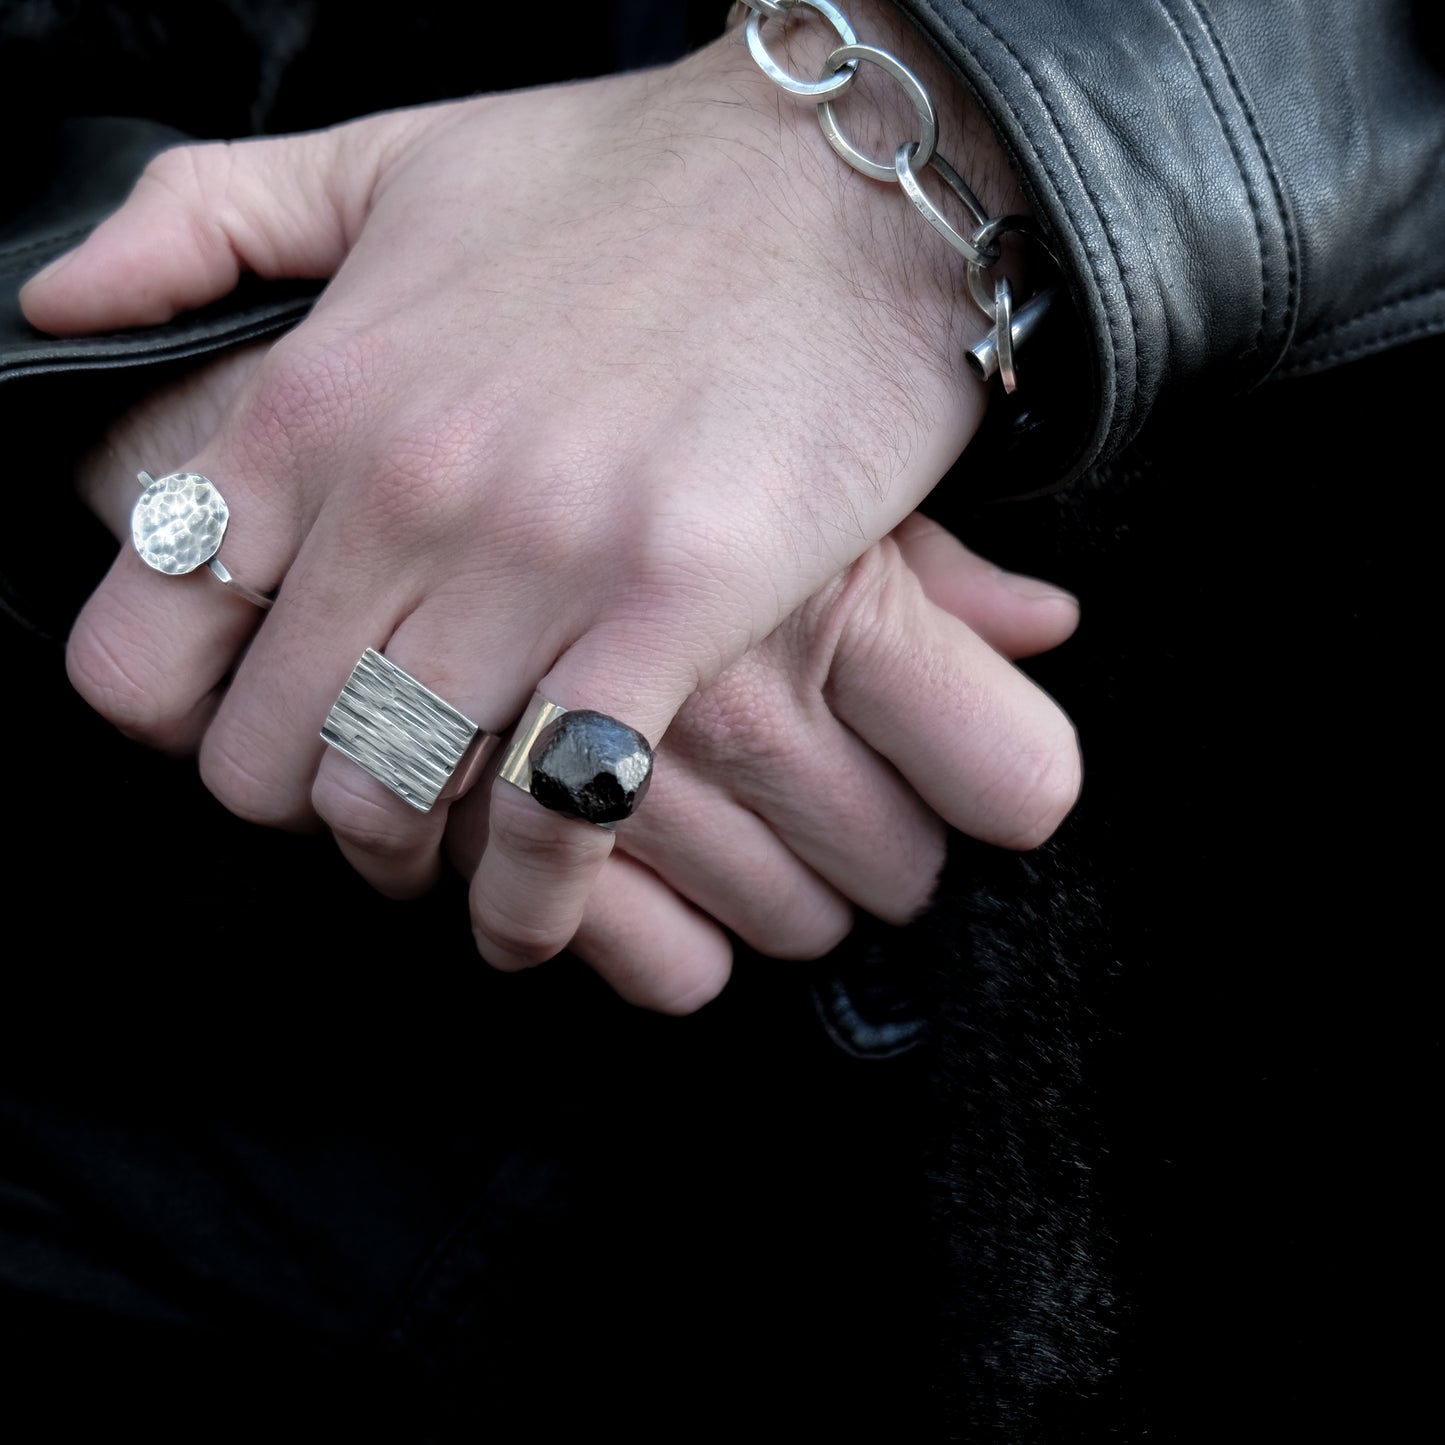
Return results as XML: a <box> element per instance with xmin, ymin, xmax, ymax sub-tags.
<box><xmin>898</xmin><ymin>0</ymin><xmax>1445</xmax><ymax>488</ymax></box>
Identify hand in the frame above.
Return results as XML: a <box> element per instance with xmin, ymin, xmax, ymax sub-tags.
<box><xmin>77</xmin><ymin>342</ymin><xmax>1080</xmax><ymax>1014</ymax></box>
<box><xmin>448</xmin><ymin>510</ymin><xmax>1080</xmax><ymax>1010</ymax></box>
<box><xmin>26</xmin><ymin>3</ymin><xmax>1065</xmax><ymax>996</ymax></box>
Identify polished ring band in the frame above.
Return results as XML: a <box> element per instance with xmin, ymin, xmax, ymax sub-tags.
<box><xmin>321</xmin><ymin>648</ymin><xmax>495</xmax><ymax>812</ymax></box>
<box><xmin>498</xmin><ymin>692</ymin><xmax>654</xmax><ymax>829</ymax></box>
<box><xmin>131</xmin><ymin>470</ymin><xmax>275</xmax><ymax>610</ymax></box>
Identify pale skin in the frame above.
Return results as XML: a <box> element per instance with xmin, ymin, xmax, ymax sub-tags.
<box><xmin>26</xmin><ymin>2</ymin><xmax>1082</xmax><ymax>1012</ymax></box>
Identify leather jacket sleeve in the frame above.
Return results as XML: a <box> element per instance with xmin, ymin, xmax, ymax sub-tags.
<box><xmin>894</xmin><ymin>0</ymin><xmax>1445</xmax><ymax>491</ymax></box>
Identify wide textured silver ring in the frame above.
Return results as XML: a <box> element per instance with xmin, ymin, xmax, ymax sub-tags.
<box><xmin>498</xmin><ymin>692</ymin><xmax>654</xmax><ymax>830</ymax></box>
<box><xmin>321</xmin><ymin>648</ymin><xmax>496</xmax><ymax>813</ymax></box>
<box><xmin>131</xmin><ymin>470</ymin><xmax>275</xmax><ymax>610</ymax></box>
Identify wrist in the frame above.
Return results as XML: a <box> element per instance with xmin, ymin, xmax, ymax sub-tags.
<box><xmin>708</xmin><ymin>0</ymin><xmax>1035</xmax><ymax>387</ymax></box>
<box><xmin>727</xmin><ymin>0</ymin><xmax>1025</xmax><ymax>214</ymax></box>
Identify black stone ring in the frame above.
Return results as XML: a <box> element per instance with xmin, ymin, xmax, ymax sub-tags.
<box><xmin>497</xmin><ymin>693</ymin><xmax>654</xmax><ymax>828</ymax></box>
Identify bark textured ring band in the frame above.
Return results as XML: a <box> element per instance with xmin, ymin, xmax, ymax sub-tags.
<box><xmin>321</xmin><ymin>647</ymin><xmax>494</xmax><ymax>812</ymax></box>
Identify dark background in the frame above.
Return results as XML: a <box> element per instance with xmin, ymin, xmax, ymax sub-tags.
<box><xmin>1</xmin><ymin>3</ymin><xmax>1438</xmax><ymax>1439</ymax></box>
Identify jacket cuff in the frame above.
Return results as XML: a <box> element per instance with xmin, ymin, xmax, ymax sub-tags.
<box><xmin>894</xmin><ymin>1</ymin><xmax>1445</xmax><ymax>496</ymax></box>
<box><xmin>892</xmin><ymin>0</ymin><xmax>1296</xmax><ymax>493</ymax></box>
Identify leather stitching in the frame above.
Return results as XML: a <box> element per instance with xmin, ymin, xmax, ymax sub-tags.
<box><xmin>0</xmin><ymin>224</ymin><xmax>93</xmax><ymax>269</ymax></box>
<box><xmin>1277</xmin><ymin>285</ymin><xmax>1445</xmax><ymax>373</ymax></box>
<box><xmin>1300</xmin><ymin>278</ymin><xmax>1445</xmax><ymax>332</ymax></box>
<box><xmin>910</xmin><ymin>0</ymin><xmax>1156</xmax><ymax>454</ymax></box>
<box><xmin>1278</xmin><ymin>316</ymin><xmax>1445</xmax><ymax>372</ymax></box>
<box><xmin>1177</xmin><ymin>0</ymin><xmax>1300</xmax><ymax>370</ymax></box>
<box><xmin>1156</xmin><ymin>0</ymin><xmax>1267</xmax><ymax>365</ymax></box>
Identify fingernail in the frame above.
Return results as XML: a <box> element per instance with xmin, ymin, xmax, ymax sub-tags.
<box><xmin>997</xmin><ymin>568</ymin><xmax>1079</xmax><ymax>607</ymax></box>
<box><xmin>23</xmin><ymin>247</ymin><xmax>78</xmax><ymax>289</ymax></box>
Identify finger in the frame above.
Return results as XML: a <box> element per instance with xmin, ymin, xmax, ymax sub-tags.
<box><xmin>579</xmin><ymin>525</ymin><xmax>1082</xmax><ymax>936</ymax></box>
<box><xmin>658</xmin><ymin>649</ymin><xmax>949</xmax><ymax>928</ymax></box>
<box><xmin>18</xmin><ymin>111</ymin><xmax>427</xmax><ymax>332</ymax></box>
<box><xmin>64</xmin><ymin>453</ymin><xmax>295</xmax><ymax>757</ymax></box>
<box><xmin>313</xmin><ymin>640</ymin><xmax>504</xmax><ymax>901</ymax></box>
<box><xmin>567</xmin><ymin>851</ymin><xmax>735</xmax><ymax>1015</ymax></box>
<box><xmin>465</xmin><ymin>523</ymin><xmax>1080</xmax><ymax>966</ymax></box>
<box><xmin>468</xmin><ymin>621</ymin><xmax>699</xmax><ymax>973</ymax></box>
<box><xmin>606</xmin><ymin>768</ymin><xmax>855</xmax><ymax>960</ymax></box>
<box><xmin>450</xmin><ymin>720</ymin><xmax>854</xmax><ymax>965</ymax></box>
<box><xmin>826</xmin><ymin>539</ymin><xmax>1083</xmax><ymax>851</ymax></box>
<box><xmin>299</xmin><ymin>516</ymin><xmax>580</xmax><ymax>899</ymax></box>
<box><xmin>892</xmin><ymin>512</ymin><xmax>1079</xmax><ymax>659</ymax></box>
<box><xmin>225</xmin><ymin>562</ymin><xmax>507</xmax><ymax>887</ymax></box>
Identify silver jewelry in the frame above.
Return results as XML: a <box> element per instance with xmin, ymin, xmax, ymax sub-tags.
<box><xmin>498</xmin><ymin>692</ymin><xmax>653</xmax><ymax>829</ymax></box>
<box><xmin>736</xmin><ymin>0</ymin><xmax>1058</xmax><ymax>392</ymax></box>
<box><xmin>744</xmin><ymin>0</ymin><xmax>858</xmax><ymax>100</ymax></box>
<box><xmin>131</xmin><ymin>470</ymin><xmax>275</xmax><ymax>610</ymax></box>
<box><xmin>321</xmin><ymin>648</ymin><xmax>494</xmax><ymax>812</ymax></box>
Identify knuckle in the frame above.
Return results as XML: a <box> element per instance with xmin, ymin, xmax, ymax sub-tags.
<box><xmin>140</xmin><ymin>143</ymin><xmax>240</xmax><ymax>273</ymax></box>
<box><xmin>728</xmin><ymin>867</ymin><xmax>853</xmax><ymax>960</ymax></box>
<box><xmin>602</xmin><ymin>951</ymin><xmax>733</xmax><ymax>1016</ymax></box>
<box><xmin>357</xmin><ymin>417</ymin><xmax>496</xmax><ymax>550</ymax></box>
<box><xmin>869</xmin><ymin>827</ymin><xmax>948</xmax><ymax>926</ymax></box>
<box><xmin>827</xmin><ymin>538</ymin><xmax>916</xmax><ymax>663</ymax></box>
<box><xmin>197</xmin><ymin>720</ymin><xmax>310</xmax><ymax>831</ymax></box>
<box><xmin>65</xmin><ymin>611</ymin><xmax>194</xmax><ymax>751</ymax></box>
<box><xmin>65</xmin><ymin>620</ymin><xmax>158</xmax><ymax>734</ymax></box>
<box><xmin>223</xmin><ymin>331</ymin><xmax>539</xmax><ymax>558</ymax></box>
<box><xmin>747</xmin><ymin>899</ymin><xmax>854</xmax><ymax>961</ymax></box>
<box><xmin>311</xmin><ymin>767</ymin><xmax>429</xmax><ymax>858</ymax></box>
<box><xmin>651</xmin><ymin>964</ymin><xmax>732</xmax><ymax>1015</ymax></box>
<box><xmin>140</xmin><ymin>142</ymin><xmax>218</xmax><ymax>201</ymax></box>
<box><xmin>671</xmin><ymin>662</ymin><xmax>783</xmax><ymax>771</ymax></box>
<box><xmin>228</xmin><ymin>325</ymin><xmax>390</xmax><ymax>475</ymax></box>
<box><xmin>477</xmin><ymin>904</ymin><xmax>570</xmax><ymax>966</ymax></box>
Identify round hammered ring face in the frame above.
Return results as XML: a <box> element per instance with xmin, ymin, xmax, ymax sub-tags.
<box><xmin>132</xmin><ymin>471</ymin><xmax>228</xmax><ymax>577</ymax></box>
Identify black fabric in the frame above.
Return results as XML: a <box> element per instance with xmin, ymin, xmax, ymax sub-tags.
<box><xmin>0</xmin><ymin>4</ymin><xmax>1439</xmax><ymax>1440</ymax></box>
<box><xmin>922</xmin><ymin>331</ymin><xmax>1443</xmax><ymax>1439</ymax></box>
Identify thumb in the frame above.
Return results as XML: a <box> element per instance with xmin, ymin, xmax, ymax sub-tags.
<box><xmin>19</xmin><ymin>116</ymin><xmax>401</xmax><ymax>334</ymax></box>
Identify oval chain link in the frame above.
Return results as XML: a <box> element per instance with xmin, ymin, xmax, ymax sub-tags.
<box><xmin>744</xmin><ymin>0</ymin><xmax>859</xmax><ymax>101</ymax></box>
<box><xmin>893</xmin><ymin>143</ymin><xmax>996</xmax><ymax>267</ymax></box>
<box><xmin>737</xmin><ymin>0</ymin><xmax>1058</xmax><ymax>391</ymax></box>
<box><xmin>816</xmin><ymin>43</ymin><xmax>937</xmax><ymax>182</ymax></box>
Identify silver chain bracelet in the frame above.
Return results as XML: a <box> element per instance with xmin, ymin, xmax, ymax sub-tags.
<box><xmin>732</xmin><ymin>0</ymin><xmax>1056</xmax><ymax>393</ymax></box>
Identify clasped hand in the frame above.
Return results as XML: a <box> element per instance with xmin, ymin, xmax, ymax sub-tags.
<box><xmin>25</xmin><ymin>17</ymin><xmax>1081</xmax><ymax>1011</ymax></box>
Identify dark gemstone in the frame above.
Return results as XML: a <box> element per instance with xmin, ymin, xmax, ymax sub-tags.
<box><xmin>529</xmin><ymin>709</ymin><xmax>654</xmax><ymax>825</ymax></box>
